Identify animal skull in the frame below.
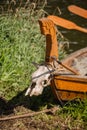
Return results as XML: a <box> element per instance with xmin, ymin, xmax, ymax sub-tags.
<box><xmin>25</xmin><ymin>65</ymin><xmax>53</xmax><ymax>97</ymax></box>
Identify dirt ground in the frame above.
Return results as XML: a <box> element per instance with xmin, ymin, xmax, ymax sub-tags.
<box><xmin>0</xmin><ymin>106</ymin><xmax>85</xmax><ymax>130</ymax></box>
<box><xmin>0</xmin><ymin>107</ymin><xmax>66</xmax><ymax>130</ymax></box>
<box><xmin>0</xmin><ymin>100</ymin><xmax>67</xmax><ymax>130</ymax></box>
<box><xmin>0</xmin><ymin>88</ymin><xmax>86</xmax><ymax>130</ymax></box>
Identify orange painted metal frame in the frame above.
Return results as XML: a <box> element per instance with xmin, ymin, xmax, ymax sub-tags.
<box><xmin>39</xmin><ymin>17</ymin><xmax>87</xmax><ymax>101</ymax></box>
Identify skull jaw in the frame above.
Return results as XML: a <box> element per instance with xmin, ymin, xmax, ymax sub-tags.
<box><xmin>25</xmin><ymin>85</ymin><xmax>44</xmax><ymax>97</ymax></box>
<box><xmin>25</xmin><ymin>65</ymin><xmax>52</xmax><ymax>97</ymax></box>
<box><xmin>30</xmin><ymin>88</ymin><xmax>43</xmax><ymax>96</ymax></box>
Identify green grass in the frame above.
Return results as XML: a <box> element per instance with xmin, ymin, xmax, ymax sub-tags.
<box><xmin>56</xmin><ymin>99</ymin><xmax>87</xmax><ymax>129</ymax></box>
<box><xmin>62</xmin><ymin>99</ymin><xmax>87</xmax><ymax>120</ymax></box>
<box><xmin>0</xmin><ymin>10</ymin><xmax>46</xmax><ymax>100</ymax></box>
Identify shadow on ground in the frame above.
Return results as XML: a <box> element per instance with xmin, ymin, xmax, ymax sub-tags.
<box><xmin>0</xmin><ymin>87</ymin><xmax>60</xmax><ymax>115</ymax></box>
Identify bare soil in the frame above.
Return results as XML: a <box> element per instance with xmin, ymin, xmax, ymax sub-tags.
<box><xmin>0</xmin><ymin>88</ymin><xmax>86</xmax><ymax>130</ymax></box>
<box><xmin>0</xmin><ymin>105</ymin><xmax>86</xmax><ymax>130</ymax></box>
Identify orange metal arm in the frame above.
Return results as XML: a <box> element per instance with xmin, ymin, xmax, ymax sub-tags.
<box><xmin>39</xmin><ymin>18</ymin><xmax>58</xmax><ymax>62</ymax></box>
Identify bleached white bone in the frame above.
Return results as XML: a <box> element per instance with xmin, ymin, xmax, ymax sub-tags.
<box><xmin>25</xmin><ymin>65</ymin><xmax>53</xmax><ymax>96</ymax></box>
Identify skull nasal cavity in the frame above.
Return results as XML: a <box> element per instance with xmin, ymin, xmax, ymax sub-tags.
<box><xmin>32</xmin><ymin>82</ymin><xmax>36</xmax><ymax>88</ymax></box>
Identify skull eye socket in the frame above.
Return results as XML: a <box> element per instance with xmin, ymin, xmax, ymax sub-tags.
<box><xmin>42</xmin><ymin>80</ymin><xmax>48</xmax><ymax>86</ymax></box>
<box><xmin>31</xmin><ymin>82</ymin><xmax>36</xmax><ymax>89</ymax></box>
<box><xmin>32</xmin><ymin>82</ymin><xmax>36</xmax><ymax>86</ymax></box>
